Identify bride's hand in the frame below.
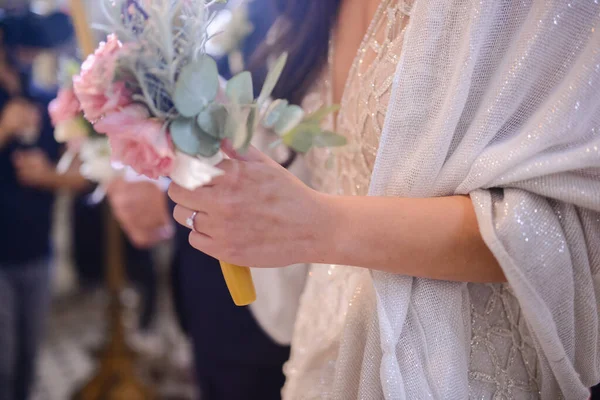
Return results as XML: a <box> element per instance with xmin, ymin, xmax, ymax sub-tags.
<box><xmin>168</xmin><ymin>142</ymin><xmax>333</xmax><ymax>268</ymax></box>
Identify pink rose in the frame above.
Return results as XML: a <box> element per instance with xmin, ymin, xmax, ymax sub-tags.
<box><xmin>48</xmin><ymin>88</ymin><xmax>81</xmax><ymax>125</ymax></box>
<box><xmin>96</xmin><ymin>104</ymin><xmax>175</xmax><ymax>179</ymax></box>
<box><xmin>73</xmin><ymin>34</ymin><xmax>131</xmax><ymax>122</ymax></box>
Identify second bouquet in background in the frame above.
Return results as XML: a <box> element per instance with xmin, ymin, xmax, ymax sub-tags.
<box><xmin>49</xmin><ymin>59</ymin><xmax>115</xmax><ymax>185</ymax></box>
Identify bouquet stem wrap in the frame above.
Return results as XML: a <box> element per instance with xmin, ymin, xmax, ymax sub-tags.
<box><xmin>219</xmin><ymin>262</ymin><xmax>256</xmax><ymax>306</ymax></box>
<box><xmin>171</xmin><ymin>151</ymin><xmax>256</xmax><ymax>306</ymax></box>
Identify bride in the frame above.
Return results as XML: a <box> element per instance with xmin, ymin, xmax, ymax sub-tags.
<box><xmin>170</xmin><ymin>0</ymin><xmax>600</xmax><ymax>398</ymax></box>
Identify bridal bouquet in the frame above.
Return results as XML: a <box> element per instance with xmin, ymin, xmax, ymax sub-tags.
<box><xmin>49</xmin><ymin>59</ymin><xmax>115</xmax><ymax>183</ymax></box>
<box><xmin>71</xmin><ymin>0</ymin><xmax>345</xmax><ymax>306</ymax></box>
<box><xmin>73</xmin><ymin>0</ymin><xmax>345</xmax><ymax>190</ymax></box>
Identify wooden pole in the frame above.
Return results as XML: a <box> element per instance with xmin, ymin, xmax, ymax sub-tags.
<box><xmin>68</xmin><ymin>0</ymin><xmax>96</xmax><ymax>56</ymax></box>
<box><xmin>67</xmin><ymin>1</ymin><xmax>152</xmax><ymax>399</ymax></box>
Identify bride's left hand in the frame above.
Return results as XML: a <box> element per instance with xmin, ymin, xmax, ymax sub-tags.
<box><xmin>168</xmin><ymin>143</ymin><xmax>334</xmax><ymax>268</ymax></box>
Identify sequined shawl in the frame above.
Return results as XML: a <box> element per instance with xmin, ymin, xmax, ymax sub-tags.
<box><xmin>333</xmin><ymin>1</ymin><xmax>600</xmax><ymax>398</ymax></box>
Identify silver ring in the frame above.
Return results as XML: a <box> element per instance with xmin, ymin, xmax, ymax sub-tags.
<box><xmin>186</xmin><ymin>211</ymin><xmax>198</xmax><ymax>232</ymax></box>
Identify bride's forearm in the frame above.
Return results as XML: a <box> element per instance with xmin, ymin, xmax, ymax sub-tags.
<box><xmin>313</xmin><ymin>194</ymin><xmax>506</xmax><ymax>283</ymax></box>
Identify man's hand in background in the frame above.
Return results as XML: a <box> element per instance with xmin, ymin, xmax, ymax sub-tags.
<box><xmin>13</xmin><ymin>149</ymin><xmax>90</xmax><ymax>192</ymax></box>
<box><xmin>107</xmin><ymin>178</ymin><xmax>174</xmax><ymax>249</ymax></box>
<box><xmin>12</xmin><ymin>148</ymin><xmax>56</xmax><ymax>189</ymax></box>
<box><xmin>0</xmin><ymin>99</ymin><xmax>40</xmax><ymax>148</ymax></box>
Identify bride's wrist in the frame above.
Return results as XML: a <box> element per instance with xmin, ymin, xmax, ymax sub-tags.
<box><xmin>305</xmin><ymin>192</ymin><xmax>347</xmax><ymax>265</ymax></box>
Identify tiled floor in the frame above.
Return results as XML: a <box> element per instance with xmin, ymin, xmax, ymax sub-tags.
<box><xmin>32</xmin><ymin>288</ymin><xmax>197</xmax><ymax>400</ymax></box>
<box><xmin>32</xmin><ymin>195</ymin><xmax>197</xmax><ymax>399</ymax></box>
<box><xmin>32</xmin><ymin>293</ymin><xmax>102</xmax><ymax>400</ymax></box>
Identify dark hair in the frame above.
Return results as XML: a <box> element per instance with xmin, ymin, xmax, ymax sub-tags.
<box><xmin>249</xmin><ymin>0</ymin><xmax>342</xmax><ymax>105</ymax></box>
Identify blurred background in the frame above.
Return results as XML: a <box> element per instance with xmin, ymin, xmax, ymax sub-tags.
<box><xmin>2</xmin><ymin>1</ymin><xmax>599</xmax><ymax>400</ymax></box>
<box><xmin>0</xmin><ymin>1</ymin><xmax>246</xmax><ymax>399</ymax></box>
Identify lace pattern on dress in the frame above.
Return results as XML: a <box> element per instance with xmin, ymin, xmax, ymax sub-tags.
<box><xmin>468</xmin><ymin>284</ymin><xmax>541</xmax><ymax>399</ymax></box>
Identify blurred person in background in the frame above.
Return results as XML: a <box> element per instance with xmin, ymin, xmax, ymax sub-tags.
<box><xmin>48</xmin><ymin>0</ymin><xmax>165</xmax><ymax>354</ymax></box>
<box><xmin>71</xmin><ymin>183</ymin><xmax>163</xmax><ymax>353</ymax></box>
<box><xmin>106</xmin><ymin>1</ymin><xmax>308</xmax><ymax>399</ymax></box>
<box><xmin>0</xmin><ymin>9</ymin><xmax>86</xmax><ymax>400</ymax></box>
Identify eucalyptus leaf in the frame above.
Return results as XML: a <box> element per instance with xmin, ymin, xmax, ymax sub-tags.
<box><xmin>282</xmin><ymin>127</ymin><xmax>313</xmax><ymax>153</ymax></box>
<box><xmin>197</xmin><ymin>105</ymin><xmax>228</xmax><ymax>139</ymax></box>
<box><xmin>173</xmin><ymin>55</ymin><xmax>219</xmax><ymax>117</ymax></box>
<box><xmin>263</xmin><ymin>99</ymin><xmax>289</xmax><ymax>129</ymax></box>
<box><xmin>313</xmin><ymin>131</ymin><xmax>347</xmax><ymax>147</ymax></box>
<box><xmin>195</xmin><ymin>132</ymin><xmax>222</xmax><ymax>157</ymax></box>
<box><xmin>257</xmin><ymin>52</ymin><xmax>288</xmax><ymax>106</ymax></box>
<box><xmin>274</xmin><ymin>105</ymin><xmax>305</xmax><ymax>135</ymax></box>
<box><xmin>226</xmin><ymin>71</ymin><xmax>254</xmax><ymax>104</ymax></box>
<box><xmin>170</xmin><ymin>117</ymin><xmax>221</xmax><ymax>157</ymax></box>
<box><xmin>305</xmin><ymin>104</ymin><xmax>341</xmax><ymax>123</ymax></box>
<box><xmin>170</xmin><ymin>117</ymin><xmax>202</xmax><ymax>155</ymax></box>
<box><xmin>243</xmin><ymin>108</ymin><xmax>257</xmax><ymax>151</ymax></box>
<box><xmin>224</xmin><ymin>106</ymin><xmax>251</xmax><ymax>149</ymax></box>
<box><xmin>295</xmin><ymin>122</ymin><xmax>324</xmax><ymax>134</ymax></box>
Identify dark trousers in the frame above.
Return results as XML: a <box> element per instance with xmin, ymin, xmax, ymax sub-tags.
<box><xmin>196</xmin><ymin>364</ymin><xmax>286</xmax><ymax>400</ymax></box>
<box><xmin>0</xmin><ymin>258</ymin><xmax>50</xmax><ymax>400</ymax></box>
<box><xmin>174</xmin><ymin>240</ymin><xmax>290</xmax><ymax>400</ymax></box>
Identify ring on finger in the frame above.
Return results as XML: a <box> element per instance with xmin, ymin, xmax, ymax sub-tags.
<box><xmin>186</xmin><ymin>211</ymin><xmax>198</xmax><ymax>232</ymax></box>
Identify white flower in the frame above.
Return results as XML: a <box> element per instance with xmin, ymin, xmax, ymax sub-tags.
<box><xmin>170</xmin><ymin>151</ymin><xmax>224</xmax><ymax>190</ymax></box>
<box><xmin>79</xmin><ymin>138</ymin><xmax>117</xmax><ymax>183</ymax></box>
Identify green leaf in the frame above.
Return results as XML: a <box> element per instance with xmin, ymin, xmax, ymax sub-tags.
<box><xmin>274</xmin><ymin>105</ymin><xmax>305</xmax><ymax>135</ymax></box>
<box><xmin>282</xmin><ymin>128</ymin><xmax>313</xmax><ymax>153</ymax></box>
<box><xmin>197</xmin><ymin>105</ymin><xmax>228</xmax><ymax>139</ymax></box>
<box><xmin>170</xmin><ymin>117</ymin><xmax>221</xmax><ymax>157</ymax></box>
<box><xmin>305</xmin><ymin>104</ymin><xmax>341</xmax><ymax>123</ymax></box>
<box><xmin>170</xmin><ymin>117</ymin><xmax>201</xmax><ymax>155</ymax></box>
<box><xmin>244</xmin><ymin>108</ymin><xmax>257</xmax><ymax>150</ymax></box>
<box><xmin>224</xmin><ymin>106</ymin><xmax>251</xmax><ymax>150</ymax></box>
<box><xmin>65</xmin><ymin>60</ymin><xmax>81</xmax><ymax>77</ymax></box>
<box><xmin>257</xmin><ymin>52</ymin><xmax>288</xmax><ymax>106</ymax></box>
<box><xmin>313</xmin><ymin>130</ymin><xmax>347</xmax><ymax>147</ymax></box>
<box><xmin>174</xmin><ymin>55</ymin><xmax>219</xmax><ymax>117</ymax></box>
<box><xmin>226</xmin><ymin>71</ymin><xmax>254</xmax><ymax>105</ymax></box>
<box><xmin>281</xmin><ymin>123</ymin><xmax>346</xmax><ymax>153</ymax></box>
<box><xmin>288</xmin><ymin>122</ymin><xmax>323</xmax><ymax>137</ymax></box>
<box><xmin>195</xmin><ymin>132</ymin><xmax>222</xmax><ymax>157</ymax></box>
<box><xmin>281</xmin><ymin>123</ymin><xmax>320</xmax><ymax>153</ymax></box>
<box><xmin>263</xmin><ymin>99</ymin><xmax>288</xmax><ymax>129</ymax></box>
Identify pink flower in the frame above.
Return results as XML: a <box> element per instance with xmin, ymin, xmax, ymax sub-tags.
<box><xmin>95</xmin><ymin>104</ymin><xmax>175</xmax><ymax>179</ymax></box>
<box><xmin>48</xmin><ymin>88</ymin><xmax>81</xmax><ymax>126</ymax></box>
<box><xmin>73</xmin><ymin>34</ymin><xmax>131</xmax><ymax>122</ymax></box>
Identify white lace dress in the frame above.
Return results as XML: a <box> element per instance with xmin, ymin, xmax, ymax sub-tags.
<box><xmin>283</xmin><ymin>1</ymin><xmax>540</xmax><ymax>399</ymax></box>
